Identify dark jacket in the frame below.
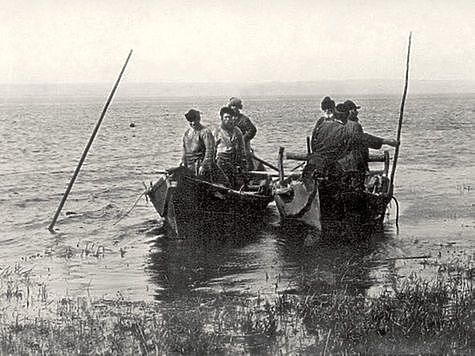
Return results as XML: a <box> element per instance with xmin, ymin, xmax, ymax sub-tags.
<box><xmin>310</xmin><ymin>119</ymin><xmax>349</xmax><ymax>161</ymax></box>
<box><xmin>341</xmin><ymin>120</ymin><xmax>385</xmax><ymax>172</ymax></box>
<box><xmin>234</xmin><ymin>113</ymin><xmax>257</xmax><ymax>143</ymax></box>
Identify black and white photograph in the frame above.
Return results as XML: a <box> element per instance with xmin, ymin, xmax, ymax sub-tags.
<box><xmin>0</xmin><ymin>0</ymin><xmax>473</xmax><ymax>354</ymax></box>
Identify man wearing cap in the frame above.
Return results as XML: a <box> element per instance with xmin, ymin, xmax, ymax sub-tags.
<box><xmin>339</xmin><ymin>100</ymin><xmax>398</xmax><ymax>174</ymax></box>
<box><xmin>213</xmin><ymin>107</ymin><xmax>247</xmax><ymax>188</ymax></box>
<box><xmin>181</xmin><ymin>109</ymin><xmax>215</xmax><ymax>178</ymax></box>
<box><xmin>228</xmin><ymin>97</ymin><xmax>257</xmax><ymax>170</ymax></box>
<box><xmin>345</xmin><ymin>99</ymin><xmax>394</xmax><ymax>148</ymax></box>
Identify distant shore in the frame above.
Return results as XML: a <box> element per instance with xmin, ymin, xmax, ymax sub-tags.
<box><xmin>0</xmin><ymin>80</ymin><xmax>474</xmax><ymax>99</ymax></box>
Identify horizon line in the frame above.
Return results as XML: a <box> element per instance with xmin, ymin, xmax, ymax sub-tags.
<box><xmin>0</xmin><ymin>78</ymin><xmax>474</xmax><ymax>86</ymax></box>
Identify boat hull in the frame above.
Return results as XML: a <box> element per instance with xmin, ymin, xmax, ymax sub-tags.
<box><xmin>275</xmin><ymin>177</ymin><xmax>391</xmax><ymax>239</ymax></box>
<box><xmin>148</xmin><ymin>167</ymin><xmax>273</xmax><ymax>237</ymax></box>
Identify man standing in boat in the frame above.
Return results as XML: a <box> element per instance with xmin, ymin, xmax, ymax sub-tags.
<box><xmin>339</xmin><ymin>100</ymin><xmax>398</xmax><ymax>175</ymax></box>
<box><xmin>213</xmin><ymin>107</ymin><xmax>247</xmax><ymax>188</ymax></box>
<box><xmin>228</xmin><ymin>97</ymin><xmax>257</xmax><ymax>170</ymax></box>
<box><xmin>345</xmin><ymin>99</ymin><xmax>398</xmax><ymax>149</ymax></box>
<box><xmin>181</xmin><ymin>109</ymin><xmax>216</xmax><ymax>179</ymax></box>
<box><xmin>311</xmin><ymin>96</ymin><xmax>336</xmax><ymax>149</ymax></box>
<box><xmin>308</xmin><ymin>104</ymin><xmax>350</xmax><ymax>179</ymax></box>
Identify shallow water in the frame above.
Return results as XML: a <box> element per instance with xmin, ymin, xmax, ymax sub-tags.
<box><xmin>0</xmin><ymin>91</ymin><xmax>473</xmax><ymax>303</ymax></box>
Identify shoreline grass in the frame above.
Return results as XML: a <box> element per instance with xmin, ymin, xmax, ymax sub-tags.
<box><xmin>0</xmin><ymin>261</ymin><xmax>473</xmax><ymax>355</ymax></box>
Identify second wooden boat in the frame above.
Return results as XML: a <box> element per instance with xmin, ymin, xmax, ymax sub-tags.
<box><xmin>274</xmin><ymin>149</ymin><xmax>393</xmax><ymax>237</ymax></box>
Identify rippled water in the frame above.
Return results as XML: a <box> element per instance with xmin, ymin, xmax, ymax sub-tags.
<box><xmin>0</xmin><ymin>91</ymin><xmax>473</xmax><ymax>302</ymax></box>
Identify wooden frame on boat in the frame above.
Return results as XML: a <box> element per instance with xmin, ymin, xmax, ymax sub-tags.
<box><xmin>274</xmin><ymin>147</ymin><xmax>393</xmax><ymax>237</ymax></box>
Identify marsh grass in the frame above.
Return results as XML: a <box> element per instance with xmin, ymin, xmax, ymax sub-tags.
<box><xmin>297</xmin><ymin>275</ymin><xmax>473</xmax><ymax>354</ymax></box>
<box><xmin>0</xmin><ymin>260</ymin><xmax>473</xmax><ymax>355</ymax></box>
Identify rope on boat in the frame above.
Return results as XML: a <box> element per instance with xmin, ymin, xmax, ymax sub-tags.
<box><xmin>112</xmin><ymin>191</ymin><xmax>147</xmax><ymax>226</ymax></box>
<box><xmin>391</xmin><ymin>195</ymin><xmax>400</xmax><ymax>231</ymax></box>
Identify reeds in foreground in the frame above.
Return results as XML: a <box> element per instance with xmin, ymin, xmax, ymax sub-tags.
<box><xmin>0</xmin><ymin>261</ymin><xmax>473</xmax><ymax>354</ymax></box>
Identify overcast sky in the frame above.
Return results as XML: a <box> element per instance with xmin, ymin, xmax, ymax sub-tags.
<box><xmin>1</xmin><ymin>0</ymin><xmax>474</xmax><ymax>84</ymax></box>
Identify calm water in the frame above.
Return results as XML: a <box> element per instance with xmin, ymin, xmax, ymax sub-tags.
<box><xmin>0</xmin><ymin>92</ymin><xmax>473</xmax><ymax>303</ymax></box>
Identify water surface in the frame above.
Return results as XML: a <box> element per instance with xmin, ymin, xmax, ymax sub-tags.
<box><xmin>0</xmin><ymin>92</ymin><xmax>473</xmax><ymax>303</ymax></box>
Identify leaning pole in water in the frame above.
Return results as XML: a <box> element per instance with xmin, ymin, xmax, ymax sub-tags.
<box><xmin>48</xmin><ymin>50</ymin><xmax>133</xmax><ymax>233</ymax></box>
<box><xmin>389</xmin><ymin>33</ymin><xmax>412</xmax><ymax>196</ymax></box>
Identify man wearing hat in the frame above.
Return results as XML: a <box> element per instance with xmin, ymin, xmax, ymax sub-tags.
<box><xmin>181</xmin><ymin>109</ymin><xmax>215</xmax><ymax>178</ymax></box>
<box><xmin>228</xmin><ymin>97</ymin><xmax>257</xmax><ymax>170</ymax></box>
<box><xmin>329</xmin><ymin>99</ymin><xmax>399</xmax><ymax>191</ymax></box>
<box><xmin>344</xmin><ymin>99</ymin><xmax>396</xmax><ymax>146</ymax></box>
<box><xmin>340</xmin><ymin>99</ymin><xmax>398</xmax><ymax>171</ymax></box>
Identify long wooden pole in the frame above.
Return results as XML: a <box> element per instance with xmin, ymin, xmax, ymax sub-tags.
<box><xmin>278</xmin><ymin>147</ymin><xmax>285</xmax><ymax>184</ymax></box>
<box><xmin>390</xmin><ymin>33</ymin><xmax>412</xmax><ymax>196</ymax></box>
<box><xmin>48</xmin><ymin>50</ymin><xmax>133</xmax><ymax>232</ymax></box>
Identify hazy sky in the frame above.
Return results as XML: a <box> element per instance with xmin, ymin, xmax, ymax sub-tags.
<box><xmin>1</xmin><ymin>0</ymin><xmax>474</xmax><ymax>84</ymax></box>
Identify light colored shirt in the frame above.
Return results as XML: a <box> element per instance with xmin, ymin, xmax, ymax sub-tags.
<box><xmin>182</xmin><ymin>124</ymin><xmax>215</xmax><ymax>170</ymax></box>
<box><xmin>213</xmin><ymin>126</ymin><xmax>245</xmax><ymax>164</ymax></box>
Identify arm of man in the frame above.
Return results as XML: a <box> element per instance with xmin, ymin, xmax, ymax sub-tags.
<box><xmin>234</xmin><ymin>128</ymin><xmax>247</xmax><ymax>169</ymax></box>
<box><xmin>310</xmin><ymin>117</ymin><xmax>326</xmax><ymax>152</ymax></box>
<box><xmin>201</xmin><ymin>128</ymin><xmax>216</xmax><ymax>170</ymax></box>
<box><xmin>181</xmin><ymin>131</ymin><xmax>187</xmax><ymax>167</ymax></box>
<box><xmin>363</xmin><ymin>133</ymin><xmax>399</xmax><ymax>148</ymax></box>
<box><xmin>241</xmin><ymin>115</ymin><xmax>257</xmax><ymax>142</ymax></box>
<box><xmin>363</xmin><ymin>132</ymin><xmax>384</xmax><ymax>149</ymax></box>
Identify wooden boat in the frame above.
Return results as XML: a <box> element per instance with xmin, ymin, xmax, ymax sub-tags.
<box><xmin>147</xmin><ymin>165</ymin><xmax>274</xmax><ymax>237</ymax></box>
<box><xmin>274</xmin><ymin>148</ymin><xmax>393</xmax><ymax>238</ymax></box>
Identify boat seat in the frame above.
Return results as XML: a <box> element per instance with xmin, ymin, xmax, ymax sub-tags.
<box><xmin>368</xmin><ymin>150</ymin><xmax>390</xmax><ymax>177</ymax></box>
<box><xmin>367</xmin><ymin>170</ymin><xmax>384</xmax><ymax>176</ymax></box>
<box><xmin>366</xmin><ymin>150</ymin><xmax>391</xmax><ymax>194</ymax></box>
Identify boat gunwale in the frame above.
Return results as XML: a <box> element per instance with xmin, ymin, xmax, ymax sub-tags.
<box><xmin>182</xmin><ymin>175</ymin><xmax>274</xmax><ymax>201</ymax></box>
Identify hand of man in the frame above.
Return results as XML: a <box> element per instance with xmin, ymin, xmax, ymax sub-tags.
<box><xmin>383</xmin><ymin>138</ymin><xmax>400</xmax><ymax>147</ymax></box>
<box><xmin>198</xmin><ymin>166</ymin><xmax>206</xmax><ymax>176</ymax></box>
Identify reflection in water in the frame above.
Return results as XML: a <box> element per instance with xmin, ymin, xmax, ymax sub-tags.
<box><xmin>146</xmin><ymin>212</ymin><xmax>399</xmax><ymax>302</ymax></box>
<box><xmin>274</xmin><ymin>222</ymin><xmax>398</xmax><ymax>296</ymax></box>
<box><xmin>147</xmin><ymin>217</ymin><xmax>271</xmax><ymax>300</ymax></box>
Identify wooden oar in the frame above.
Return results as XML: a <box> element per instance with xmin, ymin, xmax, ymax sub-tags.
<box><xmin>153</xmin><ymin>169</ymin><xmax>298</xmax><ymax>179</ymax></box>
<box><xmin>246</xmin><ymin>170</ymin><xmax>299</xmax><ymax>178</ymax></box>
<box><xmin>48</xmin><ymin>50</ymin><xmax>133</xmax><ymax>232</ymax></box>
<box><xmin>390</xmin><ymin>33</ymin><xmax>412</xmax><ymax>195</ymax></box>
<box><xmin>290</xmin><ymin>161</ymin><xmax>305</xmax><ymax>172</ymax></box>
<box><xmin>251</xmin><ymin>153</ymin><xmax>280</xmax><ymax>172</ymax></box>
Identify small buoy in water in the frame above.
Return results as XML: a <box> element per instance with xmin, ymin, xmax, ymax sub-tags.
<box><xmin>129</xmin><ymin>122</ymin><xmax>135</xmax><ymax>127</ymax></box>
